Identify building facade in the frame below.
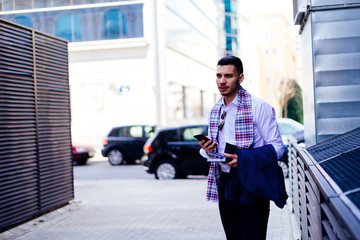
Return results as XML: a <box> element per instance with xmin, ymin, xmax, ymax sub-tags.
<box><xmin>1</xmin><ymin>0</ymin><xmax>229</xmax><ymax>147</ymax></box>
<box><xmin>223</xmin><ymin>0</ymin><xmax>238</xmax><ymax>56</ymax></box>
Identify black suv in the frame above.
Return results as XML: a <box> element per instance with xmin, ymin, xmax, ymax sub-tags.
<box><xmin>101</xmin><ymin>125</ymin><xmax>156</xmax><ymax>165</ymax></box>
<box><xmin>141</xmin><ymin>125</ymin><xmax>210</xmax><ymax>179</ymax></box>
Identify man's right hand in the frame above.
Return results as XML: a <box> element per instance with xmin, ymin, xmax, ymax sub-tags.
<box><xmin>199</xmin><ymin>139</ymin><xmax>217</xmax><ymax>157</ymax></box>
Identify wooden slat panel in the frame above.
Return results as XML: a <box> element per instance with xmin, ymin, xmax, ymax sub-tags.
<box><xmin>0</xmin><ymin>18</ymin><xmax>73</xmax><ymax>231</ymax></box>
<box><xmin>34</xmin><ymin>30</ymin><xmax>73</xmax><ymax>213</ymax></box>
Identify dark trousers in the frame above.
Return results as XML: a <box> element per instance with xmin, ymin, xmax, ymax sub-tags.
<box><xmin>218</xmin><ymin>172</ymin><xmax>270</xmax><ymax>240</ymax></box>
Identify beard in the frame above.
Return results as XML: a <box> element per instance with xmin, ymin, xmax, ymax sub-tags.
<box><xmin>218</xmin><ymin>84</ymin><xmax>240</xmax><ymax>97</ymax></box>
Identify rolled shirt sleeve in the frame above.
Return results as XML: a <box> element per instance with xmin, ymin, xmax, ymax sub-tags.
<box><xmin>200</xmin><ymin>148</ymin><xmax>210</xmax><ymax>159</ymax></box>
<box><xmin>252</xmin><ymin>97</ymin><xmax>284</xmax><ymax>160</ymax></box>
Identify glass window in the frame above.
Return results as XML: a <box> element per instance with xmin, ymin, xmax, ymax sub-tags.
<box><xmin>1</xmin><ymin>4</ymin><xmax>143</xmax><ymax>42</ymax></box>
<box><xmin>73</xmin><ymin>0</ymin><xmax>85</xmax><ymax>5</ymax></box>
<box><xmin>144</xmin><ymin>126</ymin><xmax>155</xmax><ymax>138</ymax></box>
<box><xmin>56</xmin><ymin>13</ymin><xmax>82</xmax><ymax>42</ymax></box>
<box><xmin>14</xmin><ymin>0</ymin><xmax>32</xmax><ymax>10</ymax></box>
<box><xmin>224</xmin><ymin>0</ymin><xmax>231</xmax><ymax>12</ymax></box>
<box><xmin>108</xmin><ymin>128</ymin><xmax>119</xmax><ymax>137</ymax></box>
<box><xmin>129</xmin><ymin>126</ymin><xmax>143</xmax><ymax>138</ymax></box>
<box><xmin>53</xmin><ymin>0</ymin><xmax>70</xmax><ymax>7</ymax></box>
<box><xmin>110</xmin><ymin>126</ymin><xmax>143</xmax><ymax>138</ymax></box>
<box><xmin>104</xmin><ymin>8</ymin><xmax>127</xmax><ymax>39</ymax></box>
<box><xmin>226</xmin><ymin>36</ymin><xmax>237</xmax><ymax>52</ymax></box>
<box><xmin>164</xmin><ymin>0</ymin><xmax>217</xmax><ymax>64</ymax></box>
<box><xmin>184</xmin><ymin>87</ymin><xmax>202</xmax><ymax>119</ymax></box>
<box><xmin>34</xmin><ymin>0</ymin><xmax>51</xmax><ymax>8</ymax></box>
<box><xmin>167</xmin><ymin>130</ymin><xmax>179</xmax><ymax>142</ymax></box>
<box><xmin>224</xmin><ymin>0</ymin><xmax>237</xmax><ymax>14</ymax></box>
<box><xmin>226</xmin><ymin>36</ymin><xmax>232</xmax><ymax>51</ymax></box>
<box><xmin>181</xmin><ymin>127</ymin><xmax>205</xmax><ymax>142</ymax></box>
<box><xmin>225</xmin><ymin>15</ymin><xmax>231</xmax><ymax>34</ymax></box>
<box><xmin>14</xmin><ymin>15</ymin><xmax>32</xmax><ymax>28</ymax></box>
<box><xmin>2</xmin><ymin>0</ymin><xmax>14</xmax><ymax>11</ymax></box>
<box><xmin>115</xmin><ymin>127</ymin><xmax>131</xmax><ymax>137</ymax></box>
<box><xmin>85</xmin><ymin>0</ymin><xmax>100</xmax><ymax>3</ymax></box>
<box><xmin>118</xmin><ymin>127</ymin><xmax>130</xmax><ymax>137</ymax></box>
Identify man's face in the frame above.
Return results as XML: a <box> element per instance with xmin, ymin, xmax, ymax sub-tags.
<box><xmin>216</xmin><ymin>65</ymin><xmax>244</xmax><ymax>99</ymax></box>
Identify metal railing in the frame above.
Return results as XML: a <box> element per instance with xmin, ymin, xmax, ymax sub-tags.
<box><xmin>289</xmin><ymin>135</ymin><xmax>360</xmax><ymax>239</ymax></box>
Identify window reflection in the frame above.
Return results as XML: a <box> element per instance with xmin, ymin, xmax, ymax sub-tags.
<box><xmin>2</xmin><ymin>0</ymin><xmax>13</xmax><ymax>11</ymax></box>
<box><xmin>0</xmin><ymin>4</ymin><xmax>143</xmax><ymax>42</ymax></box>
<box><xmin>53</xmin><ymin>0</ymin><xmax>70</xmax><ymax>7</ymax></box>
<box><xmin>85</xmin><ymin>0</ymin><xmax>100</xmax><ymax>3</ymax></box>
<box><xmin>73</xmin><ymin>0</ymin><xmax>86</xmax><ymax>5</ymax></box>
<box><xmin>14</xmin><ymin>0</ymin><xmax>31</xmax><ymax>10</ymax></box>
<box><xmin>14</xmin><ymin>15</ymin><xmax>32</xmax><ymax>28</ymax></box>
<box><xmin>34</xmin><ymin>0</ymin><xmax>51</xmax><ymax>8</ymax></box>
<box><xmin>104</xmin><ymin>9</ymin><xmax>127</xmax><ymax>39</ymax></box>
<box><xmin>56</xmin><ymin>13</ymin><xmax>82</xmax><ymax>42</ymax></box>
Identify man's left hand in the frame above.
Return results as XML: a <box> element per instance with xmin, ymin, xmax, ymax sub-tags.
<box><xmin>223</xmin><ymin>153</ymin><xmax>237</xmax><ymax>168</ymax></box>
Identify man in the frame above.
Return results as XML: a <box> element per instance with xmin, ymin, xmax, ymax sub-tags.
<box><xmin>199</xmin><ymin>55</ymin><xmax>285</xmax><ymax>239</ymax></box>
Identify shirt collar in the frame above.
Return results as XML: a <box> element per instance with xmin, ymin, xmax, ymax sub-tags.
<box><xmin>220</xmin><ymin>93</ymin><xmax>240</xmax><ymax>108</ymax></box>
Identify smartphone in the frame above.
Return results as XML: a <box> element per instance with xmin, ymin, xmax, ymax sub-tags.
<box><xmin>193</xmin><ymin>134</ymin><xmax>210</xmax><ymax>143</ymax></box>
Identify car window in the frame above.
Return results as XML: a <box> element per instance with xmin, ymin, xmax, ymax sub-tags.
<box><xmin>108</xmin><ymin>128</ymin><xmax>119</xmax><ymax>137</ymax></box>
<box><xmin>167</xmin><ymin>130</ymin><xmax>179</xmax><ymax>142</ymax></box>
<box><xmin>144</xmin><ymin>126</ymin><xmax>156</xmax><ymax>138</ymax></box>
<box><xmin>129</xmin><ymin>126</ymin><xmax>143</xmax><ymax>138</ymax></box>
<box><xmin>110</xmin><ymin>126</ymin><xmax>143</xmax><ymax>138</ymax></box>
<box><xmin>181</xmin><ymin>127</ymin><xmax>205</xmax><ymax>142</ymax></box>
<box><xmin>117</xmin><ymin>127</ymin><xmax>130</xmax><ymax>137</ymax></box>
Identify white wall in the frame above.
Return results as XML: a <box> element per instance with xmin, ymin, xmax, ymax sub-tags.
<box><xmin>68</xmin><ymin>39</ymin><xmax>157</xmax><ymax>146</ymax></box>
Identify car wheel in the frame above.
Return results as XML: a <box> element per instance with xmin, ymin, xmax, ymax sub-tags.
<box><xmin>155</xmin><ymin>160</ymin><xmax>179</xmax><ymax>180</ymax></box>
<box><xmin>108</xmin><ymin>149</ymin><xmax>124</xmax><ymax>165</ymax></box>
<box><xmin>278</xmin><ymin>160</ymin><xmax>289</xmax><ymax>178</ymax></box>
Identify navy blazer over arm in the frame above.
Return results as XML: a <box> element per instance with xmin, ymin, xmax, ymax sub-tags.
<box><xmin>224</xmin><ymin>144</ymin><xmax>288</xmax><ymax>208</ymax></box>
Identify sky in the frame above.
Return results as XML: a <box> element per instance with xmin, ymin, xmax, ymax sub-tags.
<box><xmin>238</xmin><ymin>0</ymin><xmax>294</xmax><ymax>23</ymax></box>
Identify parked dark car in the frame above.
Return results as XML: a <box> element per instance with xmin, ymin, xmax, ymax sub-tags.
<box><xmin>72</xmin><ymin>145</ymin><xmax>95</xmax><ymax>165</ymax></box>
<box><xmin>101</xmin><ymin>125</ymin><xmax>156</xmax><ymax>165</ymax></box>
<box><xmin>141</xmin><ymin>125</ymin><xmax>210</xmax><ymax>179</ymax></box>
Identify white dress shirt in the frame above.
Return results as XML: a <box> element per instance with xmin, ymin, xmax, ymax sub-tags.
<box><xmin>200</xmin><ymin>94</ymin><xmax>284</xmax><ymax>173</ymax></box>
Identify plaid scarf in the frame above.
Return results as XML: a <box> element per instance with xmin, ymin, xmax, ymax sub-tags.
<box><xmin>206</xmin><ymin>87</ymin><xmax>254</xmax><ymax>202</ymax></box>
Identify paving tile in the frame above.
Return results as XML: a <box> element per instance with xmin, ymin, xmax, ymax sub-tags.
<box><xmin>1</xmin><ymin>177</ymin><xmax>300</xmax><ymax>240</ymax></box>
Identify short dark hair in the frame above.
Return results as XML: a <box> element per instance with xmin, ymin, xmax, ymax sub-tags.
<box><xmin>217</xmin><ymin>55</ymin><xmax>243</xmax><ymax>74</ymax></box>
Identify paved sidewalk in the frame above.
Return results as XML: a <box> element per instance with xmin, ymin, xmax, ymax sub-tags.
<box><xmin>1</xmin><ymin>169</ymin><xmax>300</xmax><ymax>240</ymax></box>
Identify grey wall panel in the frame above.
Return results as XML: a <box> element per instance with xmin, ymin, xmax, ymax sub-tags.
<box><xmin>301</xmin><ymin>15</ymin><xmax>317</xmax><ymax>146</ymax></box>
<box><xmin>302</xmin><ymin>7</ymin><xmax>360</xmax><ymax>145</ymax></box>
<box><xmin>315</xmin><ymin>69</ymin><xmax>360</xmax><ymax>87</ymax></box>
<box><xmin>316</xmin><ymin>85</ymin><xmax>360</xmax><ymax>103</ymax></box>
<box><xmin>317</xmin><ymin>102</ymin><xmax>360</xmax><ymax>118</ymax></box>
